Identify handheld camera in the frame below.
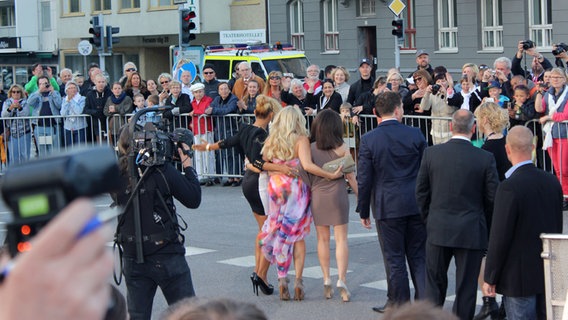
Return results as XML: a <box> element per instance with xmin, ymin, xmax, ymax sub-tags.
<box><xmin>1</xmin><ymin>147</ymin><xmax>122</xmax><ymax>256</ymax></box>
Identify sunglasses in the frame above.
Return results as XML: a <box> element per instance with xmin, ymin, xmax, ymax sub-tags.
<box><xmin>270</xmin><ymin>76</ymin><xmax>281</xmax><ymax>80</ymax></box>
<box><xmin>203</xmin><ymin>71</ymin><xmax>214</xmax><ymax>75</ymax></box>
<box><xmin>413</xmin><ymin>77</ymin><xmax>423</xmax><ymax>82</ymax></box>
<box><xmin>160</xmin><ymin>80</ymin><xmax>170</xmax><ymax>84</ymax></box>
<box><xmin>12</xmin><ymin>90</ymin><xmax>21</xmax><ymax>93</ymax></box>
<box><xmin>125</xmin><ymin>68</ymin><xmax>136</xmax><ymax>72</ymax></box>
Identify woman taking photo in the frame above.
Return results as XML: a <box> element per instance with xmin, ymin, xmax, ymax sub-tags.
<box><xmin>259</xmin><ymin>106</ymin><xmax>342</xmax><ymax>301</ymax></box>
<box><xmin>309</xmin><ymin>110</ymin><xmax>358</xmax><ymax>302</ymax></box>
<box><xmin>60</xmin><ymin>81</ymin><xmax>87</xmax><ymax>146</ymax></box>
<box><xmin>537</xmin><ymin>67</ymin><xmax>568</xmax><ymax>204</ymax></box>
<box><xmin>305</xmin><ymin>78</ymin><xmax>343</xmax><ymax>115</ymax></box>
<box><xmin>1</xmin><ymin>84</ymin><xmax>31</xmax><ymax>164</ymax></box>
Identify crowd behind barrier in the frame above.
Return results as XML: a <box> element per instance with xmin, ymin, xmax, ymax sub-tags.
<box><xmin>0</xmin><ymin>112</ymin><xmax>558</xmax><ymax>178</ymax></box>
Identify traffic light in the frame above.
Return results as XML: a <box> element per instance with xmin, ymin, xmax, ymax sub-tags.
<box><xmin>106</xmin><ymin>25</ymin><xmax>120</xmax><ymax>51</ymax></box>
<box><xmin>180</xmin><ymin>9</ymin><xmax>196</xmax><ymax>46</ymax></box>
<box><xmin>89</xmin><ymin>17</ymin><xmax>103</xmax><ymax>49</ymax></box>
<box><xmin>392</xmin><ymin>18</ymin><xmax>404</xmax><ymax>39</ymax></box>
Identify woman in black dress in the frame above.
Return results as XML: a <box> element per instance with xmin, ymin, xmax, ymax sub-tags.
<box><xmin>474</xmin><ymin>101</ymin><xmax>512</xmax><ymax>181</ymax></box>
<box><xmin>473</xmin><ymin>101</ymin><xmax>511</xmax><ymax>318</ymax></box>
<box><xmin>193</xmin><ymin>95</ymin><xmax>290</xmax><ymax>295</ymax></box>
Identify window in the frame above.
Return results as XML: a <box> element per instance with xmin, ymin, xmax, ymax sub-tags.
<box><xmin>289</xmin><ymin>0</ymin><xmax>304</xmax><ymax>50</ymax></box>
<box><xmin>41</xmin><ymin>2</ymin><xmax>52</xmax><ymax>31</ymax></box>
<box><xmin>0</xmin><ymin>6</ymin><xmax>15</xmax><ymax>27</ymax></box>
<box><xmin>357</xmin><ymin>0</ymin><xmax>375</xmax><ymax>16</ymax></box>
<box><xmin>62</xmin><ymin>0</ymin><xmax>81</xmax><ymax>15</ymax></box>
<box><xmin>93</xmin><ymin>0</ymin><xmax>112</xmax><ymax>12</ymax></box>
<box><xmin>401</xmin><ymin>0</ymin><xmax>416</xmax><ymax>50</ymax></box>
<box><xmin>121</xmin><ymin>0</ymin><xmax>140</xmax><ymax>9</ymax></box>
<box><xmin>322</xmin><ymin>0</ymin><xmax>339</xmax><ymax>52</ymax></box>
<box><xmin>437</xmin><ymin>0</ymin><xmax>458</xmax><ymax>50</ymax></box>
<box><xmin>529</xmin><ymin>0</ymin><xmax>552</xmax><ymax>48</ymax></box>
<box><xmin>481</xmin><ymin>0</ymin><xmax>503</xmax><ymax>50</ymax></box>
<box><xmin>149</xmin><ymin>0</ymin><xmax>175</xmax><ymax>8</ymax></box>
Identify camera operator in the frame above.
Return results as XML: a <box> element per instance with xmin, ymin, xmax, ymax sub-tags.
<box><xmin>552</xmin><ymin>43</ymin><xmax>568</xmax><ymax>68</ymax></box>
<box><xmin>512</xmin><ymin>40</ymin><xmax>552</xmax><ymax>83</ymax></box>
<box><xmin>114</xmin><ymin>125</ymin><xmax>201</xmax><ymax>320</ymax></box>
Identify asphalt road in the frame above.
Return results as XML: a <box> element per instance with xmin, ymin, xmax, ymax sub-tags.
<box><xmin>2</xmin><ymin>184</ymin><xmax>567</xmax><ymax>319</ymax></box>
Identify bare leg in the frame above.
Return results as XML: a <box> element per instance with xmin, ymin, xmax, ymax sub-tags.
<box><xmin>316</xmin><ymin>226</ymin><xmax>331</xmax><ymax>282</ymax></box>
<box><xmin>334</xmin><ymin>224</ymin><xmax>349</xmax><ymax>282</ymax></box>
<box><xmin>293</xmin><ymin>240</ymin><xmax>306</xmax><ymax>279</ymax></box>
<box><xmin>253</xmin><ymin>213</ymin><xmax>269</xmax><ymax>281</ymax></box>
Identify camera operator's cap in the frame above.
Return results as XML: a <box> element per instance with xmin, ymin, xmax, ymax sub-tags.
<box><xmin>416</xmin><ymin>49</ymin><xmax>429</xmax><ymax>57</ymax></box>
<box><xmin>189</xmin><ymin>83</ymin><xmax>205</xmax><ymax>92</ymax></box>
<box><xmin>359</xmin><ymin>58</ymin><xmax>371</xmax><ymax>67</ymax></box>
<box><xmin>488</xmin><ymin>80</ymin><xmax>501</xmax><ymax>89</ymax></box>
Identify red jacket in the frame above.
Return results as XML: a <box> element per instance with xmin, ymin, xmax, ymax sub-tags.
<box><xmin>191</xmin><ymin>95</ymin><xmax>214</xmax><ymax>134</ymax></box>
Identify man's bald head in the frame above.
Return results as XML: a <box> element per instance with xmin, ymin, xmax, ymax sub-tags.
<box><xmin>506</xmin><ymin>126</ymin><xmax>534</xmax><ymax>161</ymax></box>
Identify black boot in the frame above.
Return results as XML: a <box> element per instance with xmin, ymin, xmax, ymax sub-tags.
<box><xmin>497</xmin><ymin>300</ymin><xmax>507</xmax><ymax>320</ymax></box>
<box><xmin>473</xmin><ymin>296</ymin><xmax>499</xmax><ymax>320</ymax></box>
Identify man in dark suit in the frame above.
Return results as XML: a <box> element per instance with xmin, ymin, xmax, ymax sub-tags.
<box><xmin>416</xmin><ymin>109</ymin><xmax>499</xmax><ymax>320</ymax></box>
<box><xmin>483</xmin><ymin>126</ymin><xmax>563</xmax><ymax>320</ymax></box>
<box><xmin>358</xmin><ymin>91</ymin><xmax>428</xmax><ymax>313</ymax></box>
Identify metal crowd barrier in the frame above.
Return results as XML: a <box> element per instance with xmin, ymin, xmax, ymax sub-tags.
<box><xmin>0</xmin><ymin>112</ymin><xmax>563</xmax><ymax>184</ymax></box>
<box><xmin>541</xmin><ymin>234</ymin><xmax>568</xmax><ymax>320</ymax></box>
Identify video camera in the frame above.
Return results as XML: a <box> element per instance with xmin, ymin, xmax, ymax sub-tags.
<box><xmin>1</xmin><ymin>147</ymin><xmax>122</xmax><ymax>256</ymax></box>
<box><xmin>130</xmin><ymin>106</ymin><xmax>194</xmax><ymax>168</ymax></box>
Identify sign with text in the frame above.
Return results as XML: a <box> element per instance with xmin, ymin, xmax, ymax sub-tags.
<box><xmin>219</xmin><ymin>29</ymin><xmax>266</xmax><ymax>44</ymax></box>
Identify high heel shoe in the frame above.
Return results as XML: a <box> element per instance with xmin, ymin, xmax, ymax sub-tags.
<box><xmin>255</xmin><ymin>274</ymin><xmax>274</xmax><ymax>295</ymax></box>
<box><xmin>278</xmin><ymin>277</ymin><xmax>290</xmax><ymax>301</ymax></box>
<box><xmin>324</xmin><ymin>278</ymin><xmax>333</xmax><ymax>299</ymax></box>
<box><xmin>294</xmin><ymin>278</ymin><xmax>305</xmax><ymax>301</ymax></box>
<box><xmin>251</xmin><ymin>272</ymin><xmax>258</xmax><ymax>296</ymax></box>
<box><xmin>337</xmin><ymin>279</ymin><xmax>351</xmax><ymax>302</ymax></box>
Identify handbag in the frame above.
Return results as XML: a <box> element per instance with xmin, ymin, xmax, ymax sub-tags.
<box><xmin>322</xmin><ymin>154</ymin><xmax>356</xmax><ymax>173</ymax></box>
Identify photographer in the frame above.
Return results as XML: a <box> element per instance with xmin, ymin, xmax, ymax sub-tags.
<box><xmin>115</xmin><ymin>124</ymin><xmax>201</xmax><ymax>320</ymax></box>
<box><xmin>511</xmin><ymin>40</ymin><xmax>552</xmax><ymax>83</ymax></box>
<box><xmin>418</xmin><ymin>73</ymin><xmax>462</xmax><ymax>145</ymax></box>
<box><xmin>552</xmin><ymin>43</ymin><xmax>568</xmax><ymax>68</ymax></box>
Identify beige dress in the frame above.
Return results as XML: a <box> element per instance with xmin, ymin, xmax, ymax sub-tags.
<box><xmin>309</xmin><ymin>143</ymin><xmax>349</xmax><ymax>226</ymax></box>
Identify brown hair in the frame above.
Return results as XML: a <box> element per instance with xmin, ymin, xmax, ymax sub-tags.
<box><xmin>310</xmin><ymin>109</ymin><xmax>344</xmax><ymax>150</ymax></box>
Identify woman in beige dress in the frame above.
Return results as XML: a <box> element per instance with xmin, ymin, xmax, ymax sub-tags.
<box><xmin>309</xmin><ymin>110</ymin><xmax>358</xmax><ymax>302</ymax></box>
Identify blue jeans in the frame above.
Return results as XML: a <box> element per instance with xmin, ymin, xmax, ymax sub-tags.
<box><xmin>64</xmin><ymin>128</ymin><xmax>86</xmax><ymax>147</ymax></box>
<box><xmin>123</xmin><ymin>253</ymin><xmax>195</xmax><ymax>320</ymax></box>
<box><xmin>504</xmin><ymin>294</ymin><xmax>546</xmax><ymax>320</ymax></box>
<box><xmin>8</xmin><ymin>132</ymin><xmax>31</xmax><ymax>165</ymax></box>
<box><xmin>34</xmin><ymin>125</ymin><xmax>60</xmax><ymax>156</ymax></box>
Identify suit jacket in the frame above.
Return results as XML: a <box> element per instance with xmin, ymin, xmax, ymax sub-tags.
<box><xmin>416</xmin><ymin>138</ymin><xmax>499</xmax><ymax>249</ymax></box>
<box><xmin>484</xmin><ymin>164</ymin><xmax>563</xmax><ymax>297</ymax></box>
<box><xmin>357</xmin><ymin>119</ymin><xmax>427</xmax><ymax>220</ymax></box>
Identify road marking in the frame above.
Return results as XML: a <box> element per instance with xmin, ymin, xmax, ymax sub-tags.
<box><xmin>332</xmin><ymin>232</ymin><xmax>377</xmax><ymax>240</ymax></box>
<box><xmin>218</xmin><ymin>255</ymin><xmax>256</xmax><ymax>267</ymax></box>
<box><xmin>185</xmin><ymin>246</ymin><xmax>216</xmax><ymax>256</ymax></box>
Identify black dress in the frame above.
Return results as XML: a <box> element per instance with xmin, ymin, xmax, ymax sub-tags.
<box><xmin>219</xmin><ymin>123</ymin><xmax>268</xmax><ymax>215</ymax></box>
<box><xmin>482</xmin><ymin>137</ymin><xmax>511</xmax><ymax>181</ymax></box>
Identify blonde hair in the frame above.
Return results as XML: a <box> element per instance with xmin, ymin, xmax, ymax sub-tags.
<box><xmin>254</xmin><ymin>94</ymin><xmax>279</xmax><ymax>119</ymax></box>
<box><xmin>262</xmin><ymin>106</ymin><xmax>308</xmax><ymax>161</ymax></box>
<box><xmin>331</xmin><ymin>66</ymin><xmax>350</xmax><ymax>82</ymax></box>
<box><xmin>474</xmin><ymin>102</ymin><xmax>509</xmax><ymax>133</ymax></box>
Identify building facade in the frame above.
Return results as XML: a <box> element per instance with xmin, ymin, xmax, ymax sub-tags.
<box><xmin>0</xmin><ymin>0</ymin><xmax>59</xmax><ymax>90</ymax></box>
<box><xmin>268</xmin><ymin>0</ymin><xmax>568</xmax><ymax>77</ymax></box>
